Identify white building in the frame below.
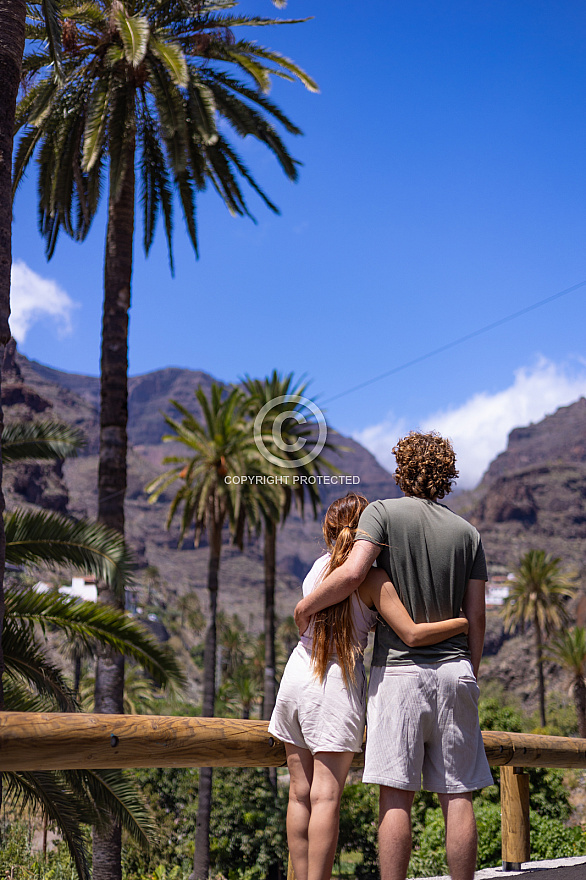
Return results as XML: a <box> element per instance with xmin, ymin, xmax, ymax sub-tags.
<box><xmin>486</xmin><ymin>575</ymin><xmax>512</xmax><ymax>607</ymax></box>
<box><xmin>34</xmin><ymin>576</ymin><xmax>97</xmax><ymax>603</ymax></box>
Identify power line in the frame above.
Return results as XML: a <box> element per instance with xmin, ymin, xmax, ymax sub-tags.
<box><xmin>323</xmin><ymin>279</ymin><xmax>586</xmax><ymax>405</ymax></box>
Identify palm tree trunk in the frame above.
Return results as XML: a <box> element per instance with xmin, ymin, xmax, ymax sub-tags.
<box><xmin>0</xmin><ymin>0</ymin><xmax>23</xmax><ymax>345</ymax></box>
<box><xmin>73</xmin><ymin>650</ymin><xmax>82</xmax><ymax>697</ymax></box>
<box><xmin>534</xmin><ymin>615</ymin><xmax>546</xmax><ymax>727</ymax></box>
<box><xmin>263</xmin><ymin>520</ymin><xmax>280</xmax><ymax>878</ymax></box>
<box><xmin>0</xmin><ymin>0</ymin><xmax>26</xmax><ymax>807</ymax></box>
<box><xmin>192</xmin><ymin>508</ymin><xmax>223</xmax><ymax>880</ymax></box>
<box><xmin>93</xmin><ymin>134</ymin><xmax>135</xmax><ymax>880</ymax></box>
<box><xmin>263</xmin><ymin>521</ymin><xmax>277</xmax><ymax>721</ymax></box>
<box><xmin>574</xmin><ymin>675</ymin><xmax>586</xmax><ymax>739</ymax></box>
<box><xmin>42</xmin><ymin>812</ymin><xmax>48</xmax><ymax>858</ymax></box>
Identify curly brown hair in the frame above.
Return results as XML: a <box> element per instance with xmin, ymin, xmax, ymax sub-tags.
<box><xmin>393</xmin><ymin>430</ymin><xmax>458</xmax><ymax>500</ymax></box>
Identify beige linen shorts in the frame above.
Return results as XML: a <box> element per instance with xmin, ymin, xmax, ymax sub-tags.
<box><xmin>363</xmin><ymin>658</ymin><xmax>494</xmax><ymax>793</ymax></box>
<box><xmin>268</xmin><ymin>643</ymin><xmax>367</xmax><ymax>755</ymax></box>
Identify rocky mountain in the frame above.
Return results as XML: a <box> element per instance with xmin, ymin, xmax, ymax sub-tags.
<box><xmin>483</xmin><ymin>398</ymin><xmax>586</xmax><ymax>482</ymax></box>
<box><xmin>452</xmin><ymin>397</ymin><xmax>586</xmax><ymax>580</ymax></box>
<box><xmin>16</xmin><ymin>354</ymin><xmax>216</xmax><ymax>450</ymax></box>
<box><xmin>449</xmin><ymin>398</ymin><xmax>586</xmax><ymax>717</ymax></box>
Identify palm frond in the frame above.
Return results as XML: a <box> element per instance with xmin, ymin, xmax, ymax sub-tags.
<box><xmin>3</xmin><ymin>674</ymin><xmax>72</xmax><ymax>713</ymax></box>
<box><xmin>4</xmin><ymin>770</ymin><xmax>96</xmax><ymax>880</ymax></box>
<box><xmin>233</xmin><ymin>41</ymin><xmax>319</xmax><ymax>92</ymax></box>
<box><xmin>150</xmin><ymin>36</ymin><xmax>188</xmax><ymax>87</ymax></box>
<box><xmin>38</xmin><ymin>0</ymin><xmax>63</xmax><ymax>77</ymax></box>
<box><xmin>186</xmin><ymin>71</ymin><xmax>219</xmax><ymax>145</ymax></box>
<box><xmin>2</xmin><ymin>615</ymin><xmax>78</xmax><ymax>710</ymax></box>
<box><xmin>113</xmin><ymin>7</ymin><xmax>150</xmax><ymax>67</ymax></box>
<box><xmin>14</xmin><ymin>76</ymin><xmax>59</xmax><ymax>130</ymax></box>
<box><xmin>60</xmin><ymin>2</ymin><xmax>104</xmax><ymax>24</ymax></box>
<box><xmin>82</xmin><ymin>77</ymin><xmax>110</xmax><ymax>171</ymax></box>
<box><xmin>2</xmin><ymin>419</ymin><xmax>86</xmax><ymax>463</ymax></box>
<box><xmin>204</xmin><ymin>68</ymin><xmax>301</xmax><ymax>134</ymax></box>
<box><xmin>8</xmin><ymin>588</ymin><xmax>186</xmax><ymax>688</ymax></box>
<box><xmin>67</xmin><ymin>768</ymin><xmax>155</xmax><ymax>847</ymax></box>
<box><xmin>5</xmin><ymin>508</ymin><xmax>135</xmax><ymax>592</ymax></box>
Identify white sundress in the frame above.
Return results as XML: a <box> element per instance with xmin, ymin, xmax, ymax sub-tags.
<box><xmin>268</xmin><ymin>554</ymin><xmax>377</xmax><ymax>754</ymax></box>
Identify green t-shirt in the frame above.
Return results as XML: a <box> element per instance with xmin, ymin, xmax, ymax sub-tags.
<box><xmin>356</xmin><ymin>496</ymin><xmax>487</xmax><ymax>666</ymax></box>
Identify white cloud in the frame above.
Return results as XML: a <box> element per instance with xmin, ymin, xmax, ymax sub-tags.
<box><xmin>10</xmin><ymin>260</ymin><xmax>77</xmax><ymax>344</ymax></box>
<box><xmin>353</xmin><ymin>415</ymin><xmax>407</xmax><ymax>476</ymax></box>
<box><xmin>355</xmin><ymin>358</ymin><xmax>586</xmax><ymax>490</ymax></box>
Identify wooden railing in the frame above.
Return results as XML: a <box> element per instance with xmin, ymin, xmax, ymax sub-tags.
<box><xmin>2</xmin><ymin>713</ymin><xmax>586</xmax><ymax>872</ymax></box>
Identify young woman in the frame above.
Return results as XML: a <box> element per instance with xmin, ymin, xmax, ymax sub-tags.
<box><xmin>268</xmin><ymin>493</ymin><xmax>469</xmax><ymax>880</ymax></box>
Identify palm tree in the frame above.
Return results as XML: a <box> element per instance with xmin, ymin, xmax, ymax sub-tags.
<box><xmin>146</xmin><ymin>382</ymin><xmax>280</xmax><ymax>880</ymax></box>
<box><xmin>14</xmin><ymin>8</ymin><xmax>315</xmax><ymax>871</ymax></box>
<box><xmin>242</xmin><ymin>372</ymin><xmax>336</xmax><ymax>722</ymax></box>
<box><xmin>0</xmin><ymin>0</ymin><xmax>64</xmax><ymax>725</ymax></box>
<box><xmin>548</xmin><ymin>627</ymin><xmax>586</xmax><ymax>738</ymax></box>
<box><xmin>217</xmin><ymin>611</ymin><xmax>248</xmax><ymax>682</ymax></box>
<box><xmin>216</xmin><ymin>664</ymin><xmax>261</xmax><ymax>720</ymax></box>
<box><xmin>3</xmin><ymin>583</ymin><xmax>184</xmax><ymax>879</ymax></box>
<box><xmin>176</xmin><ymin>591</ymin><xmax>205</xmax><ymax>632</ymax></box>
<box><xmin>1</xmin><ymin>418</ymin><xmax>87</xmax><ymax>703</ymax></box>
<box><xmin>0</xmin><ymin>0</ymin><xmax>26</xmax><ymax>721</ymax></box>
<box><xmin>0</xmin><ymin>416</ymin><xmax>185</xmax><ymax>878</ymax></box>
<box><xmin>2</xmin><ymin>419</ymin><xmax>138</xmax><ymax>877</ymax></box>
<box><xmin>502</xmin><ymin>549</ymin><xmax>576</xmax><ymax>726</ymax></box>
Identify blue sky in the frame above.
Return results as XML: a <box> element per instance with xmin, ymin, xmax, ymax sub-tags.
<box><xmin>11</xmin><ymin>0</ymin><xmax>586</xmax><ymax>486</ymax></box>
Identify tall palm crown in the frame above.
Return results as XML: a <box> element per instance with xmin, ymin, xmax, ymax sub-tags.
<box><xmin>147</xmin><ymin>384</ymin><xmax>280</xmax><ymax>545</ymax></box>
<box><xmin>14</xmin><ymin>0</ymin><xmax>317</xmax><ymax>260</ymax></box>
<box><xmin>502</xmin><ymin>549</ymin><xmax>576</xmax><ymax>726</ymax></box>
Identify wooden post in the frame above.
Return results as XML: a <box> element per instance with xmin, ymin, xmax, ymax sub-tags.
<box><xmin>500</xmin><ymin>766</ymin><xmax>530</xmax><ymax>870</ymax></box>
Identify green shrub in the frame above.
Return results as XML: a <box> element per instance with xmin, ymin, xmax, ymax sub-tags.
<box><xmin>124</xmin><ymin>767</ymin><xmax>287</xmax><ymax>880</ymax></box>
<box><xmin>209</xmin><ymin>768</ymin><xmax>288</xmax><ymax>879</ymax></box>
<box><xmin>337</xmin><ymin>783</ymin><xmax>379</xmax><ymax>879</ymax></box>
<box><xmin>530</xmin><ymin>811</ymin><xmax>586</xmax><ymax>860</ymax></box>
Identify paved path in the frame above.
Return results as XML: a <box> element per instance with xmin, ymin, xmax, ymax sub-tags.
<box><xmin>412</xmin><ymin>856</ymin><xmax>586</xmax><ymax>880</ymax></box>
<box><xmin>518</xmin><ymin>864</ymin><xmax>586</xmax><ymax>879</ymax></box>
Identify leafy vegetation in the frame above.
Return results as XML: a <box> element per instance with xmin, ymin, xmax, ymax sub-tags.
<box><xmin>502</xmin><ymin>549</ymin><xmax>577</xmax><ymax>726</ymax></box>
<box><xmin>0</xmin><ymin>419</ymin><xmax>185</xmax><ymax>878</ymax></box>
<box><xmin>548</xmin><ymin>626</ymin><xmax>586</xmax><ymax>737</ymax></box>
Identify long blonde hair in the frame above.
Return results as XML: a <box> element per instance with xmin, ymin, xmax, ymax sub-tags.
<box><xmin>310</xmin><ymin>493</ymin><xmax>369</xmax><ymax>687</ymax></box>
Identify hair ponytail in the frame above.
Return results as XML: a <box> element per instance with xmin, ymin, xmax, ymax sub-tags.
<box><xmin>310</xmin><ymin>493</ymin><xmax>369</xmax><ymax>687</ymax></box>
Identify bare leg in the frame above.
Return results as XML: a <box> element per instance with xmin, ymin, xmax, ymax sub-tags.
<box><xmin>306</xmin><ymin>751</ymin><xmax>354</xmax><ymax>880</ymax></box>
<box><xmin>437</xmin><ymin>792</ymin><xmax>477</xmax><ymax>880</ymax></box>
<box><xmin>285</xmin><ymin>744</ymin><xmax>314</xmax><ymax>880</ymax></box>
<box><xmin>378</xmin><ymin>786</ymin><xmax>415</xmax><ymax>880</ymax></box>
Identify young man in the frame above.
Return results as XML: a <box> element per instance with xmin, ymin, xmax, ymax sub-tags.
<box><xmin>294</xmin><ymin>431</ymin><xmax>493</xmax><ymax>880</ymax></box>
